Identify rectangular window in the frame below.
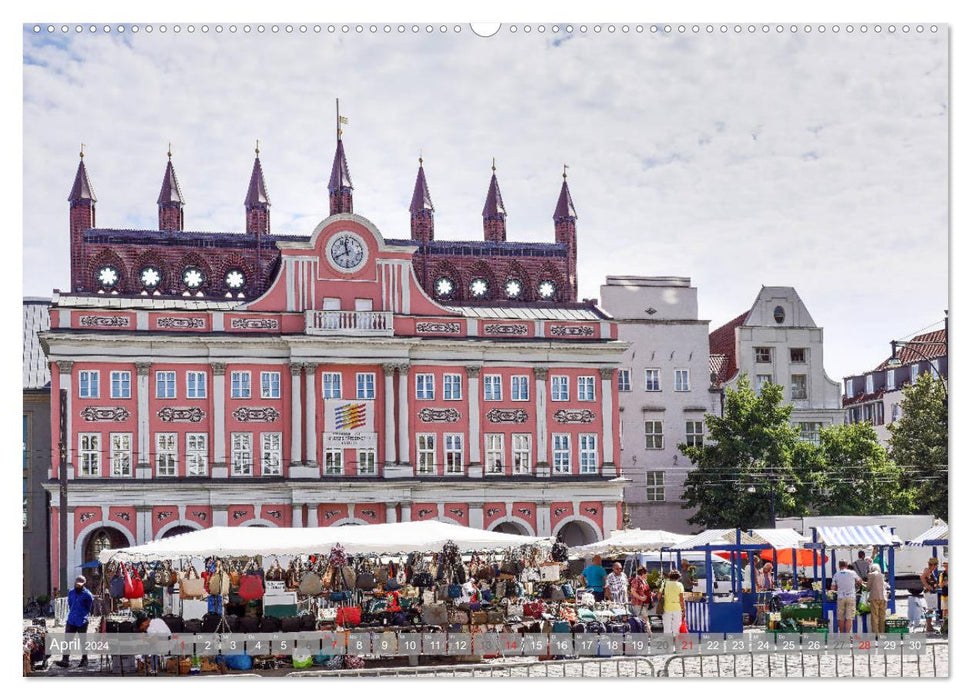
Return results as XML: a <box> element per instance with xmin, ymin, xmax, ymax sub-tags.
<box><xmin>577</xmin><ymin>376</ymin><xmax>596</xmax><ymax>401</ymax></box>
<box><xmin>685</xmin><ymin>421</ymin><xmax>704</xmax><ymax>447</ymax></box>
<box><xmin>155</xmin><ymin>433</ymin><xmax>177</xmax><ymax>477</ymax></box>
<box><xmin>444</xmin><ymin>434</ymin><xmax>464</xmax><ymax>475</ymax></box>
<box><xmin>791</xmin><ymin>374</ymin><xmax>808</xmax><ymax>400</ymax></box>
<box><xmin>799</xmin><ymin>422</ymin><xmax>822</xmax><ymax>445</ymax></box>
<box><xmin>484</xmin><ymin>375</ymin><xmax>503</xmax><ymax>401</ymax></box>
<box><xmin>551</xmin><ymin>376</ymin><xmax>570</xmax><ymax>401</ymax></box>
<box><xmin>552</xmin><ymin>434</ymin><xmax>571</xmax><ymax>474</ymax></box>
<box><xmin>756</xmin><ymin>374</ymin><xmax>773</xmax><ymax>395</ymax></box>
<box><xmin>865</xmin><ymin>374</ymin><xmax>874</xmax><ymax>395</ymax></box>
<box><xmin>78</xmin><ymin>370</ymin><xmax>100</xmax><ymax>399</ymax></box>
<box><xmin>186</xmin><ymin>371</ymin><xmax>207</xmax><ymax>399</ymax></box>
<box><xmin>322</xmin><ymin>372</ymin><xmax>343</xmax><ymax>399</ymax></box>
<box><xmin>110</xmin><ymin>371</ymin><xmax>131</xmax><ymax>399</ymax></box>
<box><xmin>644</xmin><ymin>421</ymin><xmax>664</xmax><ymax>450</ymax></box>
<box><xmin>512</xmin><ymin>434</ymin><xmax>531</xmax><ymax>474</ymax></box>
<box><xmin>891</xmin><ymin>404</ymin><xmax>901</xmax><ymax>422</ymax></box>
<box><xmin>443</xmin><ymin>374</ymin><xmax>463</xmax><ymax>401</ymax></box>
<box><xmin>415</xmin><ymin>373</ymin><xmax>435</xmax><ymax>400</ymax></box>
<box><xmin>511</xmin><ymin>375</ymin><xmax>530</xmax><ymax>402</ymax></box>
<box><xmin>485</xmin><ymin>434</ymin><xmax>504</xmax><ymax>474</ymax></box>
<box><xmin>910</xmin><ymin>364</ymin><xmax>920</xmax><ymax>384</ymax></box>
<box><xmin>261</xmin><ymin>371</ymin><xmax>282</xmax><ymax>399</ymax></box>
<box><xmin>261</xmin><ymin>433</ymin><xmax>282</xmax><ymax>476</ymax></box>
<box><xmin>645</xmin><ymin>369</ymin><xmax>661</xmax><ymax>392</ymax></box>
<box><xmin>79</xmin><ymin>433</ymin><xmax>101</xmax><ymax>477</ymax></box>
<box><xmin>646</xmin><ymin>472</ymin><xmax>665</xmax><ymax>501</ymax></box>
<box><xmin>674</xmin><ymin>369</ymin><xmax>690</xmax><ymax>392</ymax></box>
<box><xmin>876</xmin><ymin>403</ymin><xmax>885</xmax><ymax>426</ymax></box>
<box><xmin>755</xmin><ymin>347</ymin><xmax>772</xmax><ymax>364</ymax></box>
<box><xmin>230</xmin><ymin>371</ymin><xmax>251</xmax><ymax>399</ymax></box>
<box><xmin>185</xmin><ymin>433</ymin><xmax>208</xmax><ymax>476</ymax></box>
<box><xmin>617</xmin><ymin>369</ymin><xmax>631</xmax><ymax>392</ymax></box>
<box><xmin>886</xmin><ymin>369</ymin><xmax>896</xmax><ymax>391</ymax></box>
<box><xmin>845</xmin><ymin>379</ymin><xmax>854</xmax><ymax>398</ymax></box>
<box><xmin>231</xmin><ymin>433</ymin><xmax>253</xmax><ymax>476</ymax></box>
<box><xmin>324</xmin><ymin>448</ymin><xmax>344</xmax><ymax>476</ymax></box>
<box><xmin>790</xmin><ymin>348</ymin><xmax>807</xmax><ymax>364</ymax></box>
<box><xmin>579</xmin><ymin>434</ymin><xmax>598</xmax><ymax>474</ymax></box>
<box><xmin>109</xmin><ymin>433</ymin><xmax>132</xmax><ymax>477</ymax></box>
<box><xmin>357</xmin><ymin>448</ymin><xmax>376</xmax><ymax>475</ymax></box>
<box><xmin>155</xmin><ymin>371</ymin><xmax>176</xmax><ymax>399</ymax></box>
<box><xmin>416</xmin><ymin>434</ymin><xmax>436</xmax><ymax>475</ymax></box>
<box><xmin>356</xmin><ymin>372</ymin><xmax>375</xmax><ymax>400</ymax></box>
<box><xmin>863</xmin><ymin>404</ymin><xmax>873</xmax><ymax>422</ymax></box>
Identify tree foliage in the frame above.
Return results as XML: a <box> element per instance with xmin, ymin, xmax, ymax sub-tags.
<box><xmin>888</xmin><ymin>372</ymin><xmax>948</xmax><ymax>520</ymax></box>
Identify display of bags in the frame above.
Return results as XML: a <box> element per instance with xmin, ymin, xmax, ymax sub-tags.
<box><xmin>539</xmin><ymin>563</ymin><xmax>561</xmax><ymax>582</ymax></box>
<box><xmin>299</xmin><ymin>571</ymin><xmax>323</xmax><ymax>596</ymax></box>
<box><xmin>180</xmin><ymin>567</ymin><xmax>206</xmax><ymax>600</ymax></box>
<box><xmin>485</xmin><ymin>609</ymin><xmax>504</xmax><ymax>624</ymax></box>
<box><xmin>421</xmin><ymin>603</ymin><xmax>448</xmax><ymax>626</ymax></box>
<box><xmin>238</xmin><ymin>562</ymin><xmax>265</xmax><ymax>601</ymax></box>
<box><xmin>471</xmin><ymin>610</ymin><xmax>488</xmax><ymax>625</ymax></box>
<box><xmin>265</xmin><ymin>557</ymin><xmax>286</xmax><ymax>582</ymax></box>
<box><xmin>356</xmin><ymin>571</ymin><xmax>377</xmax><ymax>591</ymax></box>
<box><xmin>412</xmin><ymin>572</ymin><xmax>434</xmax><ymax>588</ymax></box>
<box><xmin>124</xmin><ymin>564</ymin><xmax>145</xmax><ymax>599</ymax></box>
<box><xmin>337</xmin><ymin>606</ymin><xmax>361</xmax><ymax>627</ymax></box>
<box><xmin>207</xmin><ymin>569</ymin><xmax>223</xmax><ymax>596</ymax></box>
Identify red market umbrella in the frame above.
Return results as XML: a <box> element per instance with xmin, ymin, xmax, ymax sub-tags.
<box><xmin>759</xmin><ymin>548</ymin><xmax>827</xmax><ymax>567</ymax></box>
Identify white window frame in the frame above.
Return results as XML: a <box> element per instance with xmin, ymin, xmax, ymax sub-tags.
<box><xmin>261</xmin><ymin>432</ymin><xmax>282</xmax><ymax>476</ymax></box>
<box><xmin>485</xmin><ymin>433</ymin><xmax>504</xmax><ymax>474</ymax></box>
<box><xmin>231</xmin><ymin>432</ymin><xmax>253</xmax><ymax>476</ymax></box>
<box><xmin>511</xmin><ymin>375</ymin><xmax>530</xmax><ymax>402</ymax></box>
<box><xmin>261</xmin><ymin>371</ymin><xmax>282</xmax><ymax>399</ymax></box>
<box><xmin>78</xmin><ymin>370</ymin><xmax>100</xmax><ymax>399</ymax></box>
<box><xmin>109</xmin><ymin>432</ymin><xmax>132</xmax><ymax>477</ymax></box>
<box><xmin>790</xmin><ymin>374</ymin><xmax>808</xmax><ymax>400</ymax></box>
<box><xmin>186</xmin><ymin>371</ymin><xmax>207</xmax><ymax>399</ymax></box>
<box><xmin>865</xmin><ymin>374</ymin><xmax>874</xmax><ymax>395</ymax></box>
<box><xmin>886</xmin><ymin>369</ymin><xmax>896</xmax><ymax>391</ymax></box>
<box><xmin>78</xmin><ymin>433</ymin><xmax>101</xmax><ymax>477</ymax></box>
<box><xmin>484</xmin><ymin>375</ymin><xmax>503</xmax><ymax>402</ymax></box>
<box><xmin>645</xmin><ymin>368</ymin><xmax>661</xmax><ymax>392</ymax></box>
<box><xmin>578</xmin><ymin>434</ymin><xmax>598</xmax><ymax>474</ymax></box>
<box><xmin>910</xmin><ymin>364</ymin><xmax>920</xmax><ymax>384</ymax></box>
<box><xmin>355</xmin><ymin>372</ymin><xmax>376</xmax><ymax>400</ymax></box>
<box><xmin>185</xmin><ymin>433</ymin><xmax>208</xmax><ymax>476</ymax></box>
<box><xmin>645</xmin><ymin>421</ymin><xmax>664</xmax><ymax>450</ymax></box>
<box><xmin>230</xmin><ymin>371</ymin><xmax>251</xmax><ymax>399</ymax></box>
<box><xmin>617</xmin><ymin>369</ymin><xmax>631</xmax><ymax>392</ymax></box>
<box><xmin>415</xmin><ymin>373</ymin><xmax>435</xmax><ymax>401</ymax></box>
<box><xmin>552</xmin><ymin>434</ymin><xmax>571</xmax><ymax>474</ymax></box>
<box><xmin>755</xmin><ymin>347</ymin><xmax>772</xmax><ymax>364</ymax></box>
<box><xmin>322</xmin><ymin>372</ymin><xmax>343</xmax><ymax>400</ymax></box>
<box><xmin>756</xmin><ymin>374</ymin><xmax>773</xmax><ymax>395</ymax></box>
<box><xmin>845</xmin><ymin>379</ymin><xmax>854</xmax><ymax>398</ymax></box>
<box><xmin>324</xmin><ymin>448</ymin><xmax>344</xmax><ymax>476</ymax></box>
<box><xmin>155</xmin><ymin>370</ymin><xmax>176</xmax><ymax>399</ymax></box>
<box><xmin>891</xmin><ymin>404</ymin><xmax>901</xmax><ymax>422</ymax></box>
<box><xmin>356</xmin><ymin>447</ymin><xmax>377</xmax><ymax>475</ymax></box>
<box><xmin>109</xmin><ymin>370</ymin><xmax>131</xmax><ymax>399</ymax></box>
<box><xmin>551</xmin><ymin>376</ymin><xmax>570</xmax><ymax>402</ymax></box>
<box><xmin>674</xmin><ymin>369</ymin><xmax>690</xmax><ymax>392</ymax></box>
<box><xmin>444</xmin><ymin>433</ymin><xmax>464</xmax><ymax>475</ymax></box>
<box><xmin>443</xmin><ymin>374</ymin><xmax>463</xmax><ymax>401</ymax></box>
<box><xmin>685</xmin><ymin>420</ymin><xmax>704</xmax><ymax>448</ymax></box>
<box><xmin>799</xmin><ymin>422</ymin><xmax>821</xmax><ymax>445</ymax></box>
<box><xmin>646</xmin><ymin>471</ymin><xmax>665</xmax><ymax>501</ymax></box>
<box><xmin>577</xmin><ymin>376</ymin><xmax>596</xmax><ymax>401</ymax></box>
<box><xmin>155</xmin><ymin>432</ymin><xmax>177</xmax><ymax>477</ymax></box>
<box><xmin>512</xmin><ymin>433</ymin><xmax>531</xmax><ymax>474</ymax></box>
<box><xmin>416</xmin><ymin>434</ymin><xmax>436</xmax><ymax>474</ymax></box>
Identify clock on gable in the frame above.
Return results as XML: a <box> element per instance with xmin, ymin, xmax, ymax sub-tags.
<box><xmin>326</xmin><ymin>231</ymin><xmax>367</xmax><ymax>273</ymax></box>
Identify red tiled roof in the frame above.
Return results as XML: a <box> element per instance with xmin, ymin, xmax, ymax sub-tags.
<box><xmin>709</xmin><ymin>354</ymin><xmax>730</xmax><ymax>381</ymax></box>
<box><xmin>842</xmin><ymin>390</ymin><xmax>885</xmax><ymax>408</ymax></box>
<box><xmin>874</xmin><ymin>329</ymin><xmax>947</xmax><ymax>371</ymax></box>
<box><xmin>708</xmin><ymin>310</ymin><xmax>749</xmax><ymax>384</ymax></box>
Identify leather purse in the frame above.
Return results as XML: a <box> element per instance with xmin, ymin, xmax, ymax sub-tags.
<box><xmin>376</xmin><ymin>566</ymin><xmax>390</xmax><ymax>585</ymax></box>
<box><xmin>471</xmin><ymin>610</ymin><xmax>488</xmax><ymax>625</ymax></box>
<box><xmin>485</xmin><ymin>608</ymin><xmax>504</xmax><ymax>624</ymax></box>
<box><xmin>412</xmin><ymin>572</ymin><xmax>434</xmax><ymax>588</ymax></box>
<box><xmin>449</xmin><ymin>609</ymin><xmax>469</xmax><ymax>624</ymax></box>
<box><xmin>299</xmin><ymin>572</ymin><xmax>323</xmax><ymax>596</ymax></box>
<box><xmin>180</xmin><ymin>567</ymin><xmax>206</xmax><ymax>599</ymax></box>
<box><xmin>337</xmin><ymin>606</ymin><xmax>361</xmax><ymax>627</ymax></box>
<box><xmin>238</xmin><ymin>563</ymin><xmax>265</xmax><ymax>601</ymax></box>
<box><xmin>207</xmin><ymin>569</ymin><xmax>223</xmax><ymax>596</ymax></box>
<box><xmin>340</xmin><ymin>565</ymin><xmax>357</xmax><ymax>590</ymax></box>
<box><xmin>124</xmin><ymin>564</ymin><xmax>145</xmax><ymax>599</ymax></box>
<box><xmin>421</xmin><ymin>603</ymin><xmax>448</xmax><ymax>626</ymax></box>
<box><xmin>356</xmin><ymin>572</ymin><xmax>377</xmax><ymax>590</ymax></box>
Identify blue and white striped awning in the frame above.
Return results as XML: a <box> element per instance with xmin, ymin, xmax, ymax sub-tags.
<box><xmin>812</xmin><ymin>525</ymin><xmax>901</xmax><ymax>548</ymax></box>
<box><xmin>907</xmin><ymin>522</ymin><xmax>948</xmax><ymax>547</ymax></box>
<box><xmin>671</xmin><ymin>529</ymin><xmax>806</xmax><ymax>550</ymax></box>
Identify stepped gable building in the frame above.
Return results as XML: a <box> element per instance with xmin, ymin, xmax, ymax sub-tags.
<box><xmin>42</xmin><ymin>132</ymin><xmax>625</xmax><ymax>589</ymax></box>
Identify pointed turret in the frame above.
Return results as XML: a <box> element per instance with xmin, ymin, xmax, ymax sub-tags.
<box><xmin>482</xmin><ymin>159</ymin><xmax>507</xmax><ymax>242</ymax></box>
<box><xmin>245</xmin><ymin>143</ymin><xmax>271</xmax><ymax>236</ymax></box>
<box><xmin>409</xmin><ymin>157</ymin><xmax>435</xmax><ymax>243</ymax></box>
<box><xmin>69</xmin><ymin>146</ymin><xmax>96</xmax><ymax>291</ymax></box>
<box><xmin>157</xmin><ymin>146</ymin><xmax>185</xmax><ymax>231</ymax></box>
<box><xmin>553</xmin><ymin>166</ymin><xmax>578</xmax><ymax>301</ymax></box>
<box><xmin>328</xmin><ymin>137</ymin><xmax>354</xmax><ymax>215</ymax></box>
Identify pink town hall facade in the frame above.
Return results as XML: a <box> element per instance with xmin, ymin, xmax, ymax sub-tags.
<box><xmin>41</xmin><ymin>138</ymin><xmax>627</xmax><ymax>588</ymax></box>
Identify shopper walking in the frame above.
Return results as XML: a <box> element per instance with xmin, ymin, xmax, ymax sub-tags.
<box><xmin>629</xmin><ymin>567</ymin><xmax>653</xmax><ymax>625</ymax></box>
<box><xmin>605</xmin><ymin>562</ymin><xmax>629</xmax><ymax>604</ymax></box>
<box><xmin>660</xmin><ymin>570</ymin><xmax>686</xmax><ymax>636</ymax></box>
<box><xmin>831</xmin><ymin>560</ymin><xmax>861</xmax><ymax>634</ymax></box>
<box><xmin>866</xmin><ymin>564</ymin><xmax>888</xmax><ymax>634</ymax></box>
<box><xmin>580</xmin><ymin>556</ymin><xmax>607</xmax><ymax>602</ymax></box>
<box><xmin>851</xmin><ymin>550</ymin><xmax>870</xmax><ymax>581</ymax></box>
<box><xmin>55</xmin><ymin>576</ymin><xmax>94</xmax><ymax>668</ymax></box>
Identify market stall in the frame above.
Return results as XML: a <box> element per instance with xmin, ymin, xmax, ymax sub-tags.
<box><xmin>907</xmin><ymin>520</ymin><xmax>948</xmax><ymax>618</ymax></box>
<box><xmin>568</xmin><ymin>529</ymin><xmax>689</xmax><ymax>559</ymax></box>
<box><xmin>804</xmin><ymin>525</ymin><xmax>902</xmax><ymax>633</ymax></box>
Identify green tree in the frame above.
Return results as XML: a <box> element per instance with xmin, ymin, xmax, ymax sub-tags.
<box><xmin>806</xmin><ymin>422</ymin><xmax>915</xmax><ymax>515</ymax></box>
<box><xmin>888</xmin><ymin>372</ymin><xmax>948</xmax><ymax>520</ymax></box>
<box><xmin>680</xmin><ymin>375</ymin><xmax>810</xmax><ymax>528</ymax></box>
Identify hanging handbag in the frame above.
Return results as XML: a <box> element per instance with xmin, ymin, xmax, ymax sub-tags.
<box><xmin>329</xmin><ymin>590</ymin><xmax>352</xmax><ymax>603</ymax></box>
<box><xmin>265</xmin><ymin>557</ymin><xmax>286</xmax><ymax>582</ymax></box>
<box><xmin>141</xmin><ymin>566</ymin><xmax>157</xmax><ymax>594</ymax></box>
<box><xmin>299</xmin><ymin>571</ymin><xmax>323</xmax><ymax>596</ymax></box>
<box><xmin>421</xmin><ymin>603</ymin><xmax>448</xmax><ymax>626</ymax></box>
<box><xmin>551</xmin><ymin>585</ymin><xmax>566</xmax><ymax>602</ymax></box>
<box><xmin>124</xmin><ymin>564</ymin><xmax>145</xmax><ymax>599</ymax></box>
<box><xmin>422</xmin><ymin>589</ymin><xmax>437</xmax><ymax>606</ymax></box>
<box><xmin>447</xmin><ymin>583</ymin><xmax>462</xmax><ymax>599</ymax></box>
<box><xmin>413</xmin><ymin>572</ymin><xmax>434</xmax><ymax>588</ymax></box>
<box><xmin>207</xmin><ymin>568</ymin><xmax>223</xmax><ymax>596</ymax></box>
<box><xmin>376</xmin><ymin>566</ymin><xmax>390</xmax><ymax>585</ymax></box>
<box><xmin>339</xmin><ymin>565</ymin><xmax>356</xmax><ymax>590</ymax></box>
<box><xmin>285</xmin><ymin>562</ymin><xmax>300</xmax><ymax>591</ymax></box>
<box><xmin>551</xmin><ymin>541</ymin><xmax>569</xmax><ymax>562</ymax></box>
<box><xmin>449</xmin><ymin>609</ymin><xmax>469</xmax><ymax>624</ymax></box>
<box><xmin>337</xmin><ymin>606</ymin><xmax>361</xmax><ymax>627</ymax></box>
<box><xmin>180</xmin><ymin>566</ymin><xmax>206</xmax><ymax>599</ymax></box>
<box><xmin>238</xmin><ymin>562</ymin><xmax>265</xmax><ymax>601</ymax></box>
<box><xmin>505</xmin><ymin>599</ymin><xmax>524</xmax><ymax>618</ymax></box>
<box><xmin>485</xmin><ymin>608</ymin><xmax>504</xmax><ymax>624</ymax></box>
<box><xmin>471</xmin><ymin>610</ymin><xmax>488</xmax><ymax>626</ymax></box>
<box><xmin>524</xmin><ymin>601</ymin><xmax>544</xmax><ymax>619</ymax></box>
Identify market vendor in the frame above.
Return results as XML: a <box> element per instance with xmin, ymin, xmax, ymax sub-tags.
<box><xmin>756</xmin><ymin>563</ymin><xmax>774</xmax><ymax>592</ymax></box>
<box><xmin>605</xmin><ymin>561</ymin><xmax>630</xmax><ymax>604</ymax></box>
<box><xmin>580</xmin><ymin>555</ymin><xmax>607</xmax><ymax>602</ymax></box>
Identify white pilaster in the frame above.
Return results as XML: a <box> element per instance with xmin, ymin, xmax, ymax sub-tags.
<box><xmin>135</xmin><ymin>506</ymin><xmax>150</xmax><ymax>544</ymax></box>
<box><xmin>383</xmin><ymin>364</ymin><xmax>397</xmax><ymax>465</ymax></box>
<box><xmin>397</xmin><ymin>364</ymin><xmax>410</xmax><ymax>465</ymax></box>
<box><xmin>306</xmin><ymin>506</ymin><xmax>319</xmax><ymax>527</ymax></box>
<box><xmin>468</xmin><ymin>502</ymin><xmax>484</xmax><ymax>530</ymax></box>
<box><xmin>385</xmin><ymin>503</ymin><xmax>398</xmax><ymax>523</ymax></box>
<box><xmin>305</xmin><ymin>363</ymin><xmax>318</xmax><ymax>468</ymax></box>
<box><xmin>602</xmin><ymin>500</ymin><xmax>620</xmax><ymax>538</ymax></box>
<box><xmin>536</xmin><ymin>501</ymin><xmax>552</xmax><ymax>536</ymax></box>
<box><xmin>211</xmin><ymin>363</ymin><xmax>228</xmax><ymax>478</ymax></box>
<box><xmin>289</xmin><ymin>363</ymin><xmax>303</xmax><ymax>465</ymax></box>
<box><xmin>212</xmin><ymin>507</ymin><xmax>228</xmax><ymax>527</ymax></box>
<box><xmin>600</xmin><ymin>367</ymin><xmax>616</xmax><ymax>473</ymax></box>
<box><xmin>534</xmin><ymin>367</ymin><xmax>549</xmax><ymax>476</ymax></box>
<box><xmin>292</xmin><ymin>504</ymin><xmax>304</xmax><ymax>528</ymax></box>
<box><xmin>399</xmin><ymin>503</ymin><xmax>412</xmax><ymax>522</ymax></box>
<box><xmin>466</xmin><ymin>366</ymin><xmax>481</xmax><ymax>477</ymax></box>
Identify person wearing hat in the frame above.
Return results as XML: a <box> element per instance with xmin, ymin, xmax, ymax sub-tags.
<box><xmin>55</xmin><ymin>575</ymin><xmax>94</xmax><ymax>668</ymax></box>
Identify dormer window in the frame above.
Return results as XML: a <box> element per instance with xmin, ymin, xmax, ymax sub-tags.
<box><xmin>866</xmin><ymin>374</ymin><xmax>874</xmax><ymax>394</ymax></box>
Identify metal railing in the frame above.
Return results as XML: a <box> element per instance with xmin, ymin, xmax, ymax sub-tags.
<box><xmin>305</xmin><ymin>310</ymin><xmax>393</xmax><ymax>336</ymax></box>
<box><xmin>289</xmin><ymin>656</ymin><xmax>656</xmax><ymax>678</ymax></box>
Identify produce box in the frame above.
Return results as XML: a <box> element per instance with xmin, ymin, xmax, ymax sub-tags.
<box><xmin>781</xmin><ymin>605</ymin><xmax>822</xmax><ymax>621</ymax></box>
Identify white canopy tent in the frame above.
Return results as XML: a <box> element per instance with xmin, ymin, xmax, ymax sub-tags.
<box><xmin>907</xmin><ymin>521</ymin><xmax>949</xmax><ymax>547</ymax></box>
<box><xmin>99</xmin><ymin>520</ymin><xmax>552</xmax><ymax>563</ymax></box>
<box><xmin>569</xmin><ymin>529</ymin><xmax>689</xmax><ymax>558</ymax></box>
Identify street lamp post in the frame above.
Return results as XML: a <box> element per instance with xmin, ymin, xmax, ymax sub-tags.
<box><xmin>747</xmin><ymin>481</ymin><xmax>798</xmax><ymax>528</ymax></box>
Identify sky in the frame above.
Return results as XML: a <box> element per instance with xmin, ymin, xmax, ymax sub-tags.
<box><xmin>22</xmin><ymin>24</ymin><xmax>948</xmax><ymax>382</ymax></box>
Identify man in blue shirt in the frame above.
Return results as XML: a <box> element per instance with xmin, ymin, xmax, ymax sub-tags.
<box><xmin>581</xmin><ymin>556</ymin><xmax>607</xmax><ymax>602</ymax></box>
<box><xmin>55</xmin><ymin>575</ymin><xmax>94</xmax><ymax>668</ymax></box>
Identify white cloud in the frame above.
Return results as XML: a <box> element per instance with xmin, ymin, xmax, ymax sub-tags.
<box><xmin>23</xmin><ymin>27</ymin><xmax>947</xmax><ymax>380</ymax></box>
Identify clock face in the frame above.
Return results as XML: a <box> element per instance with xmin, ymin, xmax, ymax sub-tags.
<box><xmin>140</xmin><ymin>267</ymin><xmax>160</xmax><ymax>289</ymax></box>
<box><xmin>538</xmin><ymin>280</ymin><xmax>556</xmax><ymax>300</ymax></box>
<box><xmin>505</xmin><ymin>279</ymin><xmax>523</xmax><ymax>299</ymax></box>
<box><xmin>97</xmin><ymin>265</ymin><xmax>119</xmax><ymax>288</ymax></box>
<box><xmin>183</xmin><ymin>266</ymin><xmax>205</xmax><ymax>289</ymax></box>
<box><xmin>435</xmin><ymin>277</ymin><xmax>455</xmax><ymax>299</ymax></box>
<box><xmin>225</xmin><ymin>269</ymin><xmax>246</xmax><ymax>290</ymax></box>
<box><xmin>329</xmin><ymin>233</ymin><xmax>366</xmax><ymax>271</ymax></box>
<box><xmin>470</xmin><ymin>278</ymin><xmax>489</xmax><ymax>299</ymax></box>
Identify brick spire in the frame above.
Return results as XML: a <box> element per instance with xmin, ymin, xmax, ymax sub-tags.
<box><xmin>554</xmin><ymin>166</ymin><xmax>578</xmax><ymax>301</ymax></box>
<box><xmin>409</xmin><ymin>156</ymin><xmax>435</xmax><ymax>243</ymax></box>
<box><xmin>328</xmin><ymin>137</ymin><xmax>354</xmax><ymax>215</ymax></box>
<box><xmin>245</xmin><ymin>142</ymin><xmax>271</xmax><ymax>236</ymax></box>
<box><xmin>482</xmin><ymin>158</ymin><xmax>506</xmax><ymax>242</ymax></box>
<box><xmin>157</xmin><ymin>145</ymin><xmax>185</xmax><ymax>231</ymax></box>
<box><xmin>68</xmin><ymin>156</ymin><xmax>96</xmax><ymax>204</ymax></box>
<box><xmin>69</xmin><ymin>146</ymin><xmax>96</xmax><ymax>292</ymax></box>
